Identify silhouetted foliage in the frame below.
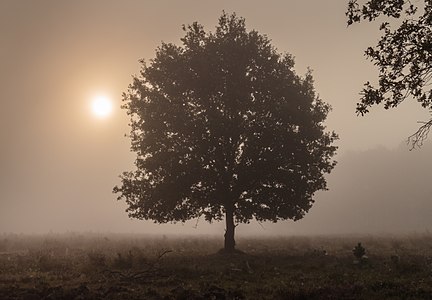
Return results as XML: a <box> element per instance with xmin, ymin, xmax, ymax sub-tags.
<box><xmin>114</xmin><ymin>12</ymin><xmax>337</xmax><ymax>252</ymax></box>
<box><xmin>347</xmin><ymin>0</ymin><xmax>432</xmax><ymax>148</ymax></box>
<box><xmin>353</xmin><ymin>242</ymin><xmax>366</xmax><ymax>260</ymax></box>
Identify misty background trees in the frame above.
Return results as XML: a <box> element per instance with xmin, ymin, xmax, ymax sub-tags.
<box><xmin>293</xmin><ymin>143</ymin><xmax>432</xmax><ymax>235</ymax></box>
<box><xmin>347</xmin><ymin>0</ymin><xmax>432</xmax><ymax>148</ymax></box>
<box><xmin>114</xmin><ymin>13</ymin><xmax>337</xmax><ymax>252</ymax></box>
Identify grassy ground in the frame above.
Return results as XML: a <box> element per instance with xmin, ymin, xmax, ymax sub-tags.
<box><xmin>1</xmin><ymin>233</ymin><xmax>432</xmax><ymax>299</ymax></box>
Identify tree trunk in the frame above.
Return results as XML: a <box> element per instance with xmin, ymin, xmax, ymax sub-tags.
<box><xmin>224</xmin><ymin>206</ymin><xmax>236</xmax><ymax>252</ymax></box>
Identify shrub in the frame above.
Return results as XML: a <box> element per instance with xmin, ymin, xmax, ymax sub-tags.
<box><xmin>353</xmin><ymin>242</ymin><xmax>367</xmax><ymax>264</ymax></box>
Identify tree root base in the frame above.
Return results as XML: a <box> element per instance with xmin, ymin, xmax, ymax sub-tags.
<box><xmin>217</xmin><ymin>248</ymin><xmax>245</xmax><ymax>255</ymax></box>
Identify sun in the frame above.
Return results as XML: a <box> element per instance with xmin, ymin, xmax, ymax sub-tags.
<box><xmin>91</xmin><ymin>95</ymin><xmax>113</xmax><ymax>118</ymax></box>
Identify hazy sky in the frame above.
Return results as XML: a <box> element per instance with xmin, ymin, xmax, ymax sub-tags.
<box><xmin>1</xmin><ymin>0</ymin><xmax>430</xmax><ymax>235</ymax></box>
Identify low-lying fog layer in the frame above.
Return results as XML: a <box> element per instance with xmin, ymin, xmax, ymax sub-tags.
<box><xmin>1</xmin><ymin>0</ymin><xmax>431</xmax><ymax>236</ymax></box>
<box><xmin>1</xmin><ymin>144</ymin><xmax>431</xmax><ymax>236</ymax></box>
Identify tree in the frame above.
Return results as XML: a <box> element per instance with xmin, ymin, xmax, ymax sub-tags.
<box><xmin>347</xmin><ymin>0</ymin><xmax>432</xmax><ymax>148</ymax></box>
<box><xmin>113</xmin><ymin>13</ymin><xmax>337</xmax><ymax>252</ymax></box>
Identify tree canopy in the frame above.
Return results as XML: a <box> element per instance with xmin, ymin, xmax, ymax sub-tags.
<box><xmin>114</xmin><ymin>13</ymin><xmax>337</xmax><ymax>252</ymax></box>
<box><xmin>347</xmin><ymin>0</ymin><xmax>432</xmax><ymax>148</ymax></box>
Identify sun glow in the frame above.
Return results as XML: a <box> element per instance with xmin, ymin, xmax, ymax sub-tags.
<box><xmin>91</xmin><ymin>95</ymin><xmax>113</xmax><ymax>118</ymax></box>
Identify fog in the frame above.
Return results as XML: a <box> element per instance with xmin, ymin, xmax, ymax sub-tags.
<box><xmin>265</xmin><ymin>143</ymin><xmax>432</xmax><ymax>235</ymax></box>
<box><xmin>1</xmin><ymin>0</ymin><xmax>431</xmax><ymax>236</ymax></box>
<box><xmin>2</xmin><ymin>142</ymin><xmax>431</xmax><ymax>235</ymax></box>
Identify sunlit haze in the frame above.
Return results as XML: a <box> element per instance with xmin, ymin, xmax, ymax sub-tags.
<box><xmin>91</xmin><ymin>95</ymin><xmax>113</xmax><ymax>118</ymax></box>
<box><xmin>1</xmin><ymin>0</ymin><xmax>431</xmax><ymax>236</ymax></box>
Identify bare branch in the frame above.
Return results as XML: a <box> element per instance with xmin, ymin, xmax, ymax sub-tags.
<box><xmin>257</xmin><ymin>221</ymin><xmax>266</xmax><ymax>230</ymax></box>
<box><xmin>157</xmin><ymin>249</ymin><xmax>173</xmax><ymax>260</ymax></box>
<box><xmin>408</xmin><ymin>117</ymin><xmax>432</xmax><ymax>149</ymax></box>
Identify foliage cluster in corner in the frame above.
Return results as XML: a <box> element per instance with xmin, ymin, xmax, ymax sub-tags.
<box><xmin>347</xmin><ymin>0</ymin><xmax>432</xmax><ymax>147</ymax></box>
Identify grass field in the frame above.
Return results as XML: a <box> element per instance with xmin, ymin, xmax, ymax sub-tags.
<box><xmin>1</xmin><ymin>232</ymin><xmax>432</xmax><ymax>299</ymax></box>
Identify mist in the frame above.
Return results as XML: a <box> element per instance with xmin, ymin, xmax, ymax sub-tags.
<box><xmin>1</xmin><ymin>0</ymin><xmax>431</xmax><ymax>236</ymax></box>
<box><xmin>266</xmin><ymin>143</ymin><xmax>432</xmax><ymax>236</ymax></box>
<box><xmin>2</xmin><ymin>142</ymin><xmax>431</xmax><ymax>236</ymax></box>
<box><xmin>2</xmin><ymin>1</ymin><xmax>432</xmax><ymax>299</ymax></box>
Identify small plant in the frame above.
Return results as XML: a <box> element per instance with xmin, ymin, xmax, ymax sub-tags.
<box><xmin>353</xmin><ymin>242</ymin><xmax>367</xmax><ymax>264</ymax></box>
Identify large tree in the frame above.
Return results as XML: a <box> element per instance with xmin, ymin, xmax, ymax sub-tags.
<box><xmin>114</xmin><ymin>13</ymin><xmax>337</xmax><ymax>252</ymax></box>
<box><xmin>347</xmin><ymin>0</ymin><xmax>432</xmax><ymax>148</ymax></box>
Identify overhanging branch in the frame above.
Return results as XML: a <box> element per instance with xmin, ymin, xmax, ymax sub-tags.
<box><xmin>408</xmin><ymin>117</ymin><xmax>432</xmax><ymax>149</ymax></box>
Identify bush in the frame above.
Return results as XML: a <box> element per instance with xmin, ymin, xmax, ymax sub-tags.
<box><xmin>353</xmin><ymin>243</ymin><xmax>367</xmax><ymax>264</ymax></box>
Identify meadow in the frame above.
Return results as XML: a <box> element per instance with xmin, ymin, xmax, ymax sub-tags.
<box><xmin>1</xmin><ymin>232</ymin><xmax>432</xmax><ymax>299</ymax></box>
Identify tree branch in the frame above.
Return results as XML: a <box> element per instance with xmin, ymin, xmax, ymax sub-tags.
<box><xmin>408</xmin><ymin>117</ymin><xmax>432</xmax><ymax>149</ymax></box>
